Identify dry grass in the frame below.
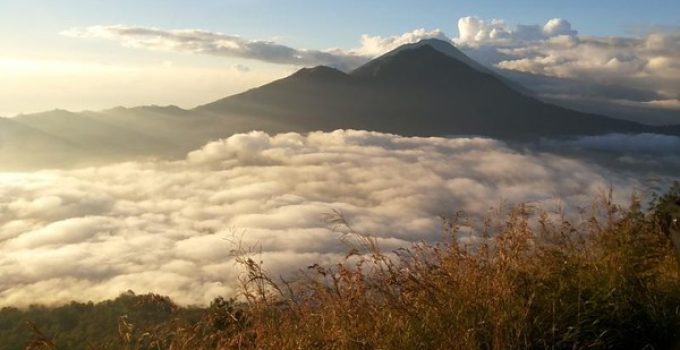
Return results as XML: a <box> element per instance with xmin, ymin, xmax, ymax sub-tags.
<box><xmin>26</xmin><ymin>191</ymin><xmax>680</xmax><ymax>349</ymax></box>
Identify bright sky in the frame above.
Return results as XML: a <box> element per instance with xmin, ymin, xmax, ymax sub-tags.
<box><xmin>0</xmin><ymin>0</ymin><xmax>678</xmax><ymax>116</ymax></box>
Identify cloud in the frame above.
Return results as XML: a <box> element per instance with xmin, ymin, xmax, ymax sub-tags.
<box><xmin>451</xmin><ymin>17</ymin><xmax>680</xmax><ymax>123</ymax></box>
<box><xmin>353</xmin><ymin>29</ymin><xmax>449</xmax><ymax>56</ymax></box>
<box><xmin>62</xmin><ymin>25</ymin><xmax>451</xmax><ymax>71</ymax></box>
<box><xmin>456</xmin><ymin>16</ymin><xmax>577</xmax><ymax>45</ymax></box>
<box><xmin>62</xmin><ymin>25</ymin><xmax>367</xmax><ymax>71</ymax></box>
<box><xmin>543</xmin><ymin>18</ymin><xmax>579</xmax><ymax>37</ymax></box>
<box><xmin>0</xmin><ymin>130</ymin><xmax>656</xmax><ymax>307</ymax></box>
<box><xmin>231</xmin><ymin>64</ymin><xmax>250</xmax><ymax>73</ymax></box>
<box><xmin>566</xmin><ymin>133</ymin><xmax>680</xmax><ymax>154</ymax></box>
<box><xmin>540</xmin><ymin>133</ymin><xmax>680</xmax><ymax>169</ymax></box>
<box><xmin>540</xmin><ymin>134</ymin><xmax>680</xmax><ymax>171</ymax></box>
<box><xmin>494</xmin><ymin>34</ymin><xmax>676</xmax><ymax>87</ymax></box>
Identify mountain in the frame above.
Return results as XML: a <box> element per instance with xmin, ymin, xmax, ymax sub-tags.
<box><xmin>1</xmin><ymin>39</ymin><xmax>678</xmax><ymax>170</ymax></box>
<box><xmin>371</xmin><ymin>38</ymin><xmax>534</xmax><ymax>96</ymax></box>
<box><xmin>0</xmin><ymin>117</ymin><xmax>84</xmax><ymax>169</ymax></box>
<box><xmin>200</xmin><ymin>41</ymin><xmax>664</xmax><ymax>138</ymax></box>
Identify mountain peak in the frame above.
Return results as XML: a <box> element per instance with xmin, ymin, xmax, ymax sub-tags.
<box><xmin>382</xmin><ymin>39</ymin><xmax>495</xmax><ymax>75</ymax></box>
<box><xmin>392</xmin><ymin>38</ymin><xmax>463</xmax><ymax>56</ymax></box>
<box><xmin>350</xmin><ymin>44</ymin><xmax>474</xmax><ymax>80</ymax></box>
<box><xmin>291</xmin><ymin>65</ymin><xmax>348</xmax><ymax>80</ymax></box>
<box><xmin>361</xmin><ymin>38</ymin><xmax>534</xmax><ymax>95</ymax></box>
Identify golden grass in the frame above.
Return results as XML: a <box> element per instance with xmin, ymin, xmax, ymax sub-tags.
<box><xmin>25</xmin><ymin>191</ymin><xmax>680</xmax><ymax>349</ymax></box>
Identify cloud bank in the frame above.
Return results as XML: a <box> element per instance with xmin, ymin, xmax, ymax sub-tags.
<box><xmin>0</xmin><ymin>130</ymin><xmax>651</xmax><ymax>307</ymax></box>
<box><xmin>542</xmin><ymin>133</ymin><xmax>680</xmax><ymax>169</ymax></box>
<box><xmin>454</xmin><ymin>16</ymin><xmax>680</xmax><ymax>120</ymax></box>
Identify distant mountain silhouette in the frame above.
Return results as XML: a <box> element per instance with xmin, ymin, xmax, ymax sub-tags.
<box><xmin>1</xmin><ymin>39</ymin><xmax>678</xmax><ymax>170</ymax></box>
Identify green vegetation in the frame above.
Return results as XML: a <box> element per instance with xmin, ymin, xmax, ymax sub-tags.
<box><xmin>3</xmin><ymin>187</ymin><xmax>680</xmax><ymax>349</ymax></box>
<box><xmin>0</xmin><ymin>292</ymin><xmax>202</xmax><ymax>350</ymax></box>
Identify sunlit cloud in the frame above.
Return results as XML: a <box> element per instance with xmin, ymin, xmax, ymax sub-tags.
<box><xmin>62</xmin><ymin>25</ymin><xmax>368</xmax><ymax>71</ymax></box>
<box><xmin>454</xmin><ymin>16</ymin><xmax>680</xmax><ymax>108</ymax></box>
<box><xmin>353</xmin><ymin>29</ymin><xmax>449</xmax><ymax>56</ymax></box>
<box><xmin>456</xmin><ymin>16</ymin><xmax>578</xmax><ymax>45</ymax></box>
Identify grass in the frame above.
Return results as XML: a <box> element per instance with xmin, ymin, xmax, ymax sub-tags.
<box><xmin>11</xmin><ymin>188</ymin><xmax>680</xmax><ymax>349</ymax></box>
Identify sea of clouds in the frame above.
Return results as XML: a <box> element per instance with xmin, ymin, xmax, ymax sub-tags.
<box><xmin>0</xmin><ymin>130</ymin><xmax>670</xmax><ymax>307</ymax></box>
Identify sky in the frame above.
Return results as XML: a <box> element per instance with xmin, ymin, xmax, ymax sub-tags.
<box><xmin>0</xmin><ymin>0</ymin><xmax>679</xmax><ymax>117</ymax></box>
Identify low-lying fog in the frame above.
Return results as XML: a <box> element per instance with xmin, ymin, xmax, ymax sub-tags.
<box><xmin>0</xmin><ymin>130</ymin><xmax>677</xmax><ymax>306</ymax></box>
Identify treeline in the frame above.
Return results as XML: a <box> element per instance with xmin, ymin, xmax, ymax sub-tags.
<box><xmin>3</xmin><ymin>185</ymin><xmax>680</xmax><ymax>349</ymax></box>
<box><xmin>0</xmin><ymin>292</ymin><xmax>203</xmax><ymax>349</ymax></box>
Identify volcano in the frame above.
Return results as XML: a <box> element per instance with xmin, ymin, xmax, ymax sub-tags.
<box><xmin>197</xmin><ymin>39</ymin><xmax>659</xmax><ymax>138</ymax></box>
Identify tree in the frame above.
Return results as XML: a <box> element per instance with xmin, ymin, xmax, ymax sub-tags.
<box><xmin>653</xmin><ymin>181</ymin><xmax>680</xmax><ymax>263</ymax></box>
